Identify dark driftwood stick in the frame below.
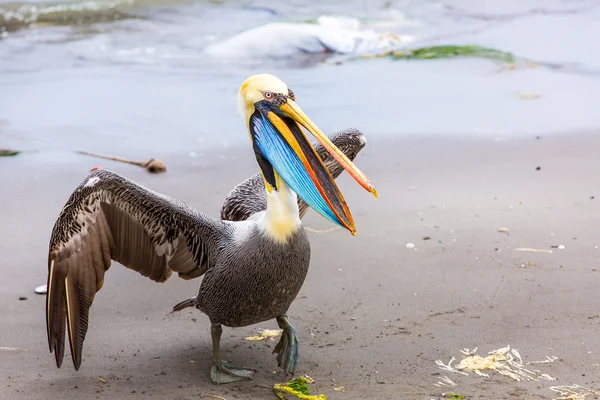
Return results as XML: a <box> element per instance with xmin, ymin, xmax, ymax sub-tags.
<box><xmin>76</xmin><ymin>151</ymin><xmax>167</xmax><ymax>173</ymax></box>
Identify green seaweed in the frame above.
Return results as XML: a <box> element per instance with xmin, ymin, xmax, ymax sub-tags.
<box><xmin>390</xmin><ymin>45</ymin><xmax>515</xmax><ymax>63</ymax></box>
<box><xmin>445</xmin><ymin>394</ymin><xmax>465</xmax><ymax>400</ymax></box>
<box><xmin>273</xmin><ymin>376</ymin><xmax>327</xmax><ymax>400</ymax></box>
<box><xmin>0</xmin><ymin>149</ymin><xmax>20</xmax><ymax>157</ymax></box>
<box><xmin>287</xmin><ymin>378</ymin><xmax>310</xmax><ymax>394</ymax></box>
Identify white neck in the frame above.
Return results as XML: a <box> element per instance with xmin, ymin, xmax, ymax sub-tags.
<box><xmin>258</xmin><ymin>177</ymin><xmax>301</xmax><ymax>244</ymax></box>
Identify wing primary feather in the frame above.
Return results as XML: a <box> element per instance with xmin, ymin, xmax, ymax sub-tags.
<box><xmin>46</xmin><ymin>258</ymin><xmax>68</xmax><ymax>368</ymax></box>
<box><xmin>63</xmin><ymin>274</ymin><xmax>77</xmax><ymax>369</ymax></box>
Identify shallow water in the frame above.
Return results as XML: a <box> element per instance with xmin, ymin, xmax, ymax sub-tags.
<box><xmin>1</xmin><ymin>0</ymin><xmax>600</xmax><ymax>158</ymax></box>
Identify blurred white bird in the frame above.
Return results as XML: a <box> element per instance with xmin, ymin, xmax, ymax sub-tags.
<box><xmin>204</xmin><ymin>15</ymin><xmax>415</xmax><ymax>59</ymax></box>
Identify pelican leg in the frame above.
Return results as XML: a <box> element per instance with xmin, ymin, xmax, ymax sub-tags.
<box><xmin>273</xmin><ymin>314</ymin><xmax>299</xmax><ymax>376</ymax></box>
<box><xmin>210</xmin><ymin>324</ymin><xmax>255</xmax><ymax>384</ymax></box>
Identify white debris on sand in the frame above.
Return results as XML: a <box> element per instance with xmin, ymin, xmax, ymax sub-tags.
<box><xmin>549</xmin><ymin>385</ymin><xmax>600</xmax><ymax>400</ymax></box>
<box><xmin>435</xmin><ymin>345</ymin><xmax>556</xmax><ymax>382</ymax></box>
<box><xmin>35</xmin><ymin>284</ymin><xmax>47</xmax><ymax>294</ymax></box>
<box><xmin>304</xmin><ymin>226</ymin><xmax>342</xmax><ymax>234</ymax></box>
<box><xmin>244</xmin><ymin>329</ymin><xmax>282</xmax><ymax>341</ymax></box>
<box><xmin>0</xmin><ymin>347</ymin><xmax>27</xmax><ymax>353</ymax></box>
<box><xmin>515</xmin><ymin>248</ymin><xmax>553</xmax><ymax>253</ymax></box>
<box><xmin>433</xmin><ymin>375</ymin><xmax>457</xmax><ymax>388</ymax></box>
<box><xmin>435</xmin><ymin>357</ymin><xmax>468</xmax><ymax>376</ymax></box>
<box><xmin>529</xmin><ymin>356</ymin><xmax>560</xmax><ymax>365</ymax></box>
<box><xmin>434</xmin><ymin>346</ymin><xmax>600</xmax><ymax>399</ymax></box>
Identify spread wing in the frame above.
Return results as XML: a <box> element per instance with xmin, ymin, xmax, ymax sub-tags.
<box><xmin>220</xmin><ymin>128</ymin><xmax>367</xmax><ymax>222</ymax></box>
<box><xmin>46</xmin><ymin>169</ymin><xmax>226</xmax><ymax>371</ymax></box>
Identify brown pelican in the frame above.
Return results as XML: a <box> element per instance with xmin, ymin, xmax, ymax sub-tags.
<box><xmin>46</xmin><ymin>74</ymin><xmax>377</xmax><ymax>384</ymax></box>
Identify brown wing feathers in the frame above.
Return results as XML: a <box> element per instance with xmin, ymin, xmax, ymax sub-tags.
<box><xmin>47</xmin><ymin>193</ymin><xmax>114</xmax><ymax>370</ymax></box>
<box><xmin>46</xmin><ymin>170</ymin><xmax>221</xmax><ymax>370</ymax></box>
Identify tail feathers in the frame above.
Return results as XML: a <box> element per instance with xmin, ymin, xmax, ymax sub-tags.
<box><xmin>171</xmin><ymin>296</ymin><xmax>197</xmax><ymax>313</ymax></box>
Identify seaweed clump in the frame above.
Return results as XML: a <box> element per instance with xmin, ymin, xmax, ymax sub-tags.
<box><xmin>273</xmin><ymin>375</ymin><xmax>327</xmax><ymax>400</ymax></box>
<box><xmin>390</xmin><ymin>45</ymin><xmax>515</xmax><ymax>63</ymax></box>
<box><xmin>0</xmin><ymin>149</ymin><xmax>20</xmax><ymax>157</ymax></box>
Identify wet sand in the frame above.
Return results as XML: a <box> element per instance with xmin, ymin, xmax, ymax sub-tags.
<box><xmin>1</xmin><ymin>132</ymin><xmax>599</xmax><ymax>399</ymax></box>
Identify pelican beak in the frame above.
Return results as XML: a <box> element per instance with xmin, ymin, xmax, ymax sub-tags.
<box><xmin>249</xmin><ymin>97</ymin><xmax>377</xmax><ymax>235</ymax></box>
<box><xmin>279</xmin><ymin>100</ymin><xmax>377</xmax><ymax>198</ymax></box>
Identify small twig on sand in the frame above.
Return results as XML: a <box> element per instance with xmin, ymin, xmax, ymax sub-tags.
<box><xmin>304</xmin><ymin>226</ymin><xmax>342</xmax><ymax>234</ymax></box>
<box><xmin>0</xmin><ymin>346</ymin><xmax>27</xmax><ymax>353</ymax></box>
<box><xmin>515</xmin><ymin>248</ymin><xmax>553</xmax><ymax>254</ymax></box>
<box><xmin>76</xmin><ymin>151</ymin><xmax>167</xmax><ymax>173</ymax></box>
<box><xmin>550</xmin><ymin>385</ymin><xmax>599</xmax><ymax>399</ymax></box>
<box><xmin>201</xmin><ymin>394</ymin><xmax>227</xmax><ymax>400</ymax></box>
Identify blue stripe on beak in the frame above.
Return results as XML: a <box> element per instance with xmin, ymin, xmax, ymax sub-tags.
<box><xmin>251</xmin><ymin>114</ymin><xmax>344</xmax><ymax>228</ymax></box>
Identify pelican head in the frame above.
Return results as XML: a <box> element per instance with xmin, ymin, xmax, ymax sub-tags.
<box><xmin>238</xmin><ymin>74</ymin><xmax>377</xmax><ymax>235</ymax></box>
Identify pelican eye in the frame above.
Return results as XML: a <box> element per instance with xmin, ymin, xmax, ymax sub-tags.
<box><xmin>263</xmin><ymin>91</ymin><xmax>274</xmax><ymax>100</ymax></box>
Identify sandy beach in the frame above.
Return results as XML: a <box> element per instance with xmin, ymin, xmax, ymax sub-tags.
<box><xmin>1</xmin><ymin>131</ymin><xmax>599</xmax><ymax>399</ymax></box>
<box><xmin>2</xmin><ymin>0</ymin><xmax>600</xmax><ymax>398</ymax></box>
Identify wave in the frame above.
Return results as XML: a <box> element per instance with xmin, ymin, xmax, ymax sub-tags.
<box><xmin>0</xmin><ymin>0</ymin><xmax>142</xmax><ymax>33</ymax></box>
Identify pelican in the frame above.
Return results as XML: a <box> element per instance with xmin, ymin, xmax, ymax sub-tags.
<box><xmin>46</xmin><ymin>74</ymin><xmax>377</xmax><ymax>384</ymax></box>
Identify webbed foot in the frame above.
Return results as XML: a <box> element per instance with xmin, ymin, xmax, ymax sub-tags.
<box><xmin>273</xmin><ymin>315</ymin><xmax>299</xmax><ymax>376</ymax></box>
<box><xmin>210</xmin><ymin>360</ymin><xmax>256</xmax><ymax>384</ymax></box>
